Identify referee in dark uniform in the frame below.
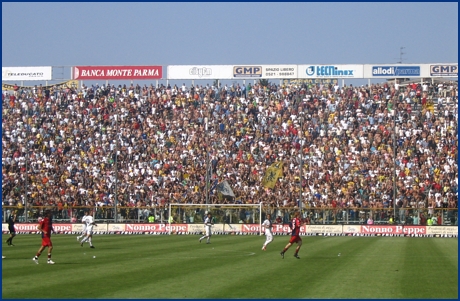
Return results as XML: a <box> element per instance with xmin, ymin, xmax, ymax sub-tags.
<box><xmin>6</xmin><ymin>211</ymin><xmax>17</xmax><ymax>246</ymax></box>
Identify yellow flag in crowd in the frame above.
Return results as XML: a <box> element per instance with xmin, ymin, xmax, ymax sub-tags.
<box><xmin>262</xmin><ymin>161</ymin><xmax>283</xmax><ymax>189</ymax></box>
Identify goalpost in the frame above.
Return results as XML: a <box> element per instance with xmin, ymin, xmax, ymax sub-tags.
<box><xmin>168</xmin><ymin>203</ymin><xmax>263</xmax><ymax>235</ymax></box>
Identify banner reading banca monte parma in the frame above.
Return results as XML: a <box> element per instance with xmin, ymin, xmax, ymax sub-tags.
<box><xmin>73</xmin><ymin>66</ymin><xmax>163</xmax><ymax>80</ymax></box>
<box><xmin>2</xmin><ymin>66</ymin><xmax>52</xmax><ymax>81</ymax></box>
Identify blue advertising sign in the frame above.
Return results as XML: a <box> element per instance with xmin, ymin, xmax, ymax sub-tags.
<box><xmin>372</xmin><ymin>66</ymin><xmax>420</xmax><ymax>77</ymax></box>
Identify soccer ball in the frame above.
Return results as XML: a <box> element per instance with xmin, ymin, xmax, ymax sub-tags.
<box><xmin>37</xmin><ymin>217</ymin><xmax>43</xmax><ymax>223</ymax></box>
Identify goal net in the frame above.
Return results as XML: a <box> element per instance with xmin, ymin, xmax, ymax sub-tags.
<box><xmin>168</xmin><ymin>203</ymin><xmax>263</xmax><ymax>235</ymax></box>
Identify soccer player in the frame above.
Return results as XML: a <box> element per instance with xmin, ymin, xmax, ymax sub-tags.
<box><xmin>6</xmin><ymin>211</ymin><xmax>17</xmax><ymax>246</ymax></box>
<box><xmin>199</xmin><ymin>212</ymin><xmax>213</xmax><ymax>244</ymax></box>
<box><xmin>32</xmin><ymin>210</ymin><xmax>55</xmax><ymax>264</ymax></box>
<box><xmin>76</xmin><ymin>211</ymin><xmax>88</xmax><ymax>242</ymax></box>
<box><xmin>79</xmin><ymin>210</ymin><xmax>97</xmax><ymax>248</ymax></box>
<box><xmin>280</xmin><ymin>211</ymin><xmax>304</xmax><ymax>259</ymax></box>
<box><xmin>261</xmin><ymin>213</ymin><xmax>273</xmax><ymax>251</ymax></box>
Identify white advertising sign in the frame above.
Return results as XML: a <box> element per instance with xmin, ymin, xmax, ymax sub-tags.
<box><xmin>2</xmin><ymin>66</ymin><xmax>53</xmax><ymax>81</ymax></box>
<box><xmin>298</xmin><ymin>64</ymin><xmax>363</xmax><ymax>78</ymax></box>
<box><xmin>305</xmin><ymin>225</ymin><xmax>343</xmax><ymax>234</ymax></box>
<box><xmin>426</xmin><ymin>226</ymin><xmax>458</xmax><ymax>236</ymax></box>
<box><xmin>262</xmin><ymin>65</ymin><xmax>297</xmax><ymax>79</ymax></box>
<box><xmin>167</xmin><ymin>65</ymin><xmax>233</xmax><ymax>80</ymax></box>
<box><xmin>428</xmin><ymin>64</ymin><xmax>458</xmax><ymax>77</ymax></box>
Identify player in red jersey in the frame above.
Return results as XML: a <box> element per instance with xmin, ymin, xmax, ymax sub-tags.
<box><xmin>280</xmin><ymin>211</ymin><xmax>304</xmax><ymax>259</ymax></box>
<box><xmin>32</xmin><ymin>210</ymin><xmax>56</xmax><ymax>264</ymax></box>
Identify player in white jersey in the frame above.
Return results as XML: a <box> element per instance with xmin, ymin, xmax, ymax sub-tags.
<box><xmin>199</xmin><ymin>213</ymin><xmax>213</xmax><ymax>244</ymax></box>
<box><xmin>76</xmin><ymin>211</ymin><xmax>88</xmax><ymax>241</ymax></box>
<box><xmin>79</xmin><ymin>211</ymin><xmax>97</xmax><ymax>248</ymax></box>
<box><xmin>261</xmin><ymin>213</ymin><xmax>274</xmax><ymax>251</ymax></box>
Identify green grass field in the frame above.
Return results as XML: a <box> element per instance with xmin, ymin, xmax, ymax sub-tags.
<box><xmin>1</xmin><ymin>234</ymin><xmax>458</xmax><ymax>299</ymax></box>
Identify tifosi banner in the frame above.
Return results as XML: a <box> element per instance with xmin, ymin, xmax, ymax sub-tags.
<box><xmin>73</xmin><ymin>66</ymin><xmax>162</xmax><ymax>80</ymax></box>
<box><xmin>282</xmin><ymin>78</ymin><xmax>339</xmax><ymax>86</ymax></box>
<box><xmin>2</xmin><ymin>66</ymin><xmax>52</xmax><ymax>81</ymax></box>
<box><xmin>2</xmin><ymin>80</ymin><xmax>79</xmax><ymax>91</ymax></box>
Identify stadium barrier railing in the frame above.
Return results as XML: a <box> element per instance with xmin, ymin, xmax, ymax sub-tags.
<box><xmin>2</xmin><ymin>206</ymin><xmax>457</xmax><ymax>226</ymax></box>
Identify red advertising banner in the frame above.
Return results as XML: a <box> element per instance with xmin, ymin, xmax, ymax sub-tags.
<box><xmin>73</xmin><ymin>66</ymin><xmax>162</xmax><ymax>80</ymax></box>
<box><xmin>125</xmin><ymin>223</ymin><xmax>188</xmax><ymax>233</ymax></box>
<box><xmin>360</xmin><ymin>225</ymin><xmax>427</xmax><ymax>235</ymax></box>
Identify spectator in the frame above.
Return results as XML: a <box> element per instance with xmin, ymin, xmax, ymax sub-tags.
<box><xmin>1</xmin><ymin>79</ymin><xmax>457</xmax><ymax>224</ymax></box>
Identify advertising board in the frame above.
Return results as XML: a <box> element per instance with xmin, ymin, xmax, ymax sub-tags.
<box><xmin>73</xmin><ymin>66</ymin><xmax>162</xmax><ymax>80</ymax></box>
<box><xmin>298</xmin><ymin>65</ymin><xmax>363</xmax><ymax>78</ymax></box>
<box><xmin>2</xmin><ymin>66</ymin><xmax>52</xmax><ymax>81</ymax></box>
<box><xmin>167</xmin><ymin>65</ymin><xmax>233</xmax><ymax>80</ymax></box>
<box><xmin>363</xmin><ymin>64</ymin><xmax>421</xmax><ymax>78</ymax></box>
<box><xmin>262</xmin><ymin>65</ymin><xmax>297</xmax><ymax>79</ymax></box>
<box><xmin>430</xmin><ymin>65</ymin><xmax>458</xmax><ymax>77</ymax></box>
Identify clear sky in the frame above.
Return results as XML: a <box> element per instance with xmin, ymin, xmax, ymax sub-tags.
<box><xmin>2</xmin><ymin>2</ymin><xmax>458</xmax><ymax>86</ymax></box>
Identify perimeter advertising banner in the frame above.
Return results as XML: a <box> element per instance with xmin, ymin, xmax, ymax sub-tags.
<box><xmin>231</xmin><ymin>65</ymin><xmax>298</xmax><ymax>79</ymax></box>
<box><xmin>3</xmin><ymin>223</ymin><xmax>457</xmax><ymax>237</ymax></box>
<box><xmin>305</xmin><ymin>225</ymin><xmax>343</xmax><ymax>234</ymax></box>
<box><xmin>1</xmin><ymin>223</ymin><xmax>108</xmax><ymax>234</ymax></box>
<box><xmin>429</xmin><ymin>64</ymin><xmax>458</xmax><ymax>77</ymax></box>
<box><xmin>359</xmin><ymin>225</ymin><xmax>427</xmax><ymax>235</ymax></box>
<box><xmin>426</xmin><ymin>226</ymin><xmax>458</xmax><ymax>236</ymax></box>
<box><xmin>297</xmin><ymin>65</ymin><xmax>363</xmax><ymax>78</ymax></box>
<box><xmin>73</xmin><ymin>66</ymin><xmax>162</xmax><ymax>80</ymax></box>
<box><xmin>167</xmin><ymin>65</ymin><xmax>233</xmax><ymax>80</ymax></box>
<box><xmin>363</xmin><ymin>64</ymin><xmax>422</xmax><ymax>78</ymax></box>
<box><xmin>2</xmin><ymin>66</ymin><xmax>52</xmax><ymax>81</ymax></box>
<box><xmin>263</xmin><ymin>65</ymin><xmax>297</xmax><ymax>79</ymax></box>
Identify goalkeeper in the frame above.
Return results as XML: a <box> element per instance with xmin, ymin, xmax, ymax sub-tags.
<box><xmin>199</xmin><ymin>212</ymin><xmax>213</xmax><ymax>244</ymax></box>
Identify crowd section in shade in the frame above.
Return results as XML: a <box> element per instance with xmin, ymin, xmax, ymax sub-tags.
<box><xmin>1</xmin><ymin>79</ymin><xmax>458</xmax><ymax>224</ymax></box>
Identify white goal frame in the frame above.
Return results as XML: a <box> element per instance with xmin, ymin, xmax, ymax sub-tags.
<box><xmin>168</xmin><ymin>203</ymin><xmax>263</xmax><ymax>235</ymax></box>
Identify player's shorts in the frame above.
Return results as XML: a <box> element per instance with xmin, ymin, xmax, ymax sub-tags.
<box><xmin>289</xmin><ymin>235</ymin><xmax>302</xmax><ymax>244</ymax></box>
<box><xmin>205</xmin><ymin>227</ymin><xmax>212</xmax><ymax>236</ymax></box>
<box><xmin>8</xmin><ymin>226</ymin><xmax>15</xmax><ymax>234</ymax></box>
<box><xmin>41</xmin><ymin>237</ymin><xmax>53</xmax><ymax>247</ymax></box>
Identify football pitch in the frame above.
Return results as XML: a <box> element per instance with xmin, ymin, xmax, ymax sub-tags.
<box><xmin>2</xmin><ymin>234</ymin><xmax>458</xmax><ymax>299</ymax></box>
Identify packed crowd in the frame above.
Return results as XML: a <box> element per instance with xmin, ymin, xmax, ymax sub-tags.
<box><xmin>2</xmin><ymin>79</ymin><xmax>458</xmax><ymax>223</ymax></box>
